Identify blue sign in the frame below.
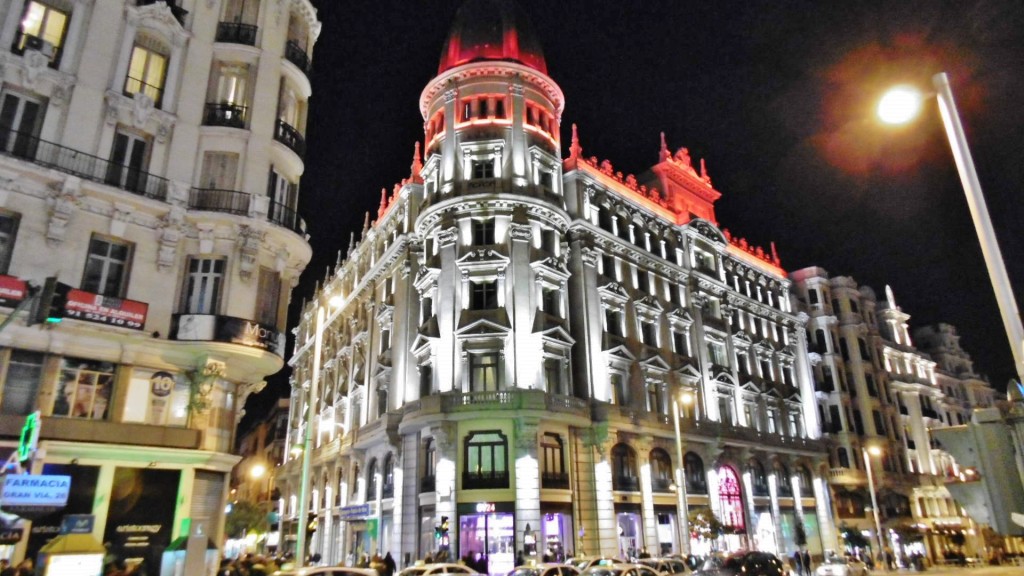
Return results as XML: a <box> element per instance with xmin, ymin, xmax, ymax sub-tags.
<box><xmin>60</xmin><ymin>514</ymin><xmax>95</xmax><ymax>534</ymax></box>
<box><xmin>340</xmin><ymin>504</ymin><xmax>370</xmax><ymax>520</ymax></box>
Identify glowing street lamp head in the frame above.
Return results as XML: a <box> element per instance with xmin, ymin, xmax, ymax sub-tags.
<box><xmin>878</xmin><ymin>85</ymin><xmax>923</xmax><ymax>125</ymax></box>
<box><xmin>251</xmin><ymin>463</ymin><xmax>266</xmax><ymax>479</ymax></box>
<box><xmin>867</xmin><ymin>445</ymin><xmax>883</xmax><ymax>457</ymax></box>
<box><xmin>680</xmin><ymin>390</ymin><xmax>695</xmax><ymax>405</ymax></box>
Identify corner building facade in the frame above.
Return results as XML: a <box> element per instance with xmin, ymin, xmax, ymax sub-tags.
<box><xmin>0</xmin><ymin>0</ymin><xmax>318</xmax><ymax>566</ymax></box>
<box><xmin>281</xmin><ymin>3</ymin><xmax>834</xmax><ymax>570</ymax></box>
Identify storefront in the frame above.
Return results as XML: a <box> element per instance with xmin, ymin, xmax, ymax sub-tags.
<box><xmin>716</xmin><ymin>466</ymin><xmax>748</xmax><ymax>552</ymax></box>
<box><xmin>653</xmin><ymin>507</ymin><xmax>678</xmax><ymax>556</ymax></box>
<box><xmin>753</xmin><ymin>508</ymin><xmax>778</xmax><ymax>555</ymax></box>
<box><xmin>615</xmin><ymin>504</ymin><xmax>643</xmax><ymax>559</ymax></box>
<box><xmin>539</xmin><ymin>506</ymin><xmax>573</xmax><ymax>561</ymax></box>
<box><xmin>457</xmin><ymin>502</ymin><xmax>515</xmax><ymax>576</ymax></box>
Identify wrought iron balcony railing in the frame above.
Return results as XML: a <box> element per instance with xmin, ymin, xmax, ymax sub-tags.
<box><xmin>216</xmin><ymin>22</ymin><xmax>258</xmax><ymax>45</ymax></box>
<box><xmin>284</xmin><ymin>40</ymin><xmax>310</xmax><ymax>72</ymax></box>
<box><xmin>203</xmin><ymin>102</ymin><xmax>248</xmax><ymax>128</ymax></box>
<box><xmin>274</xmin><ymin>119</ymin><xmax>306</xmax><ymax>157</ymax></box>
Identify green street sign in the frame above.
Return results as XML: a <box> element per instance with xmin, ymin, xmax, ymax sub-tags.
<box><xmin>17</xmin><ymin>411</ymin><xmax>40</xmax><ymax>463</ymax></box>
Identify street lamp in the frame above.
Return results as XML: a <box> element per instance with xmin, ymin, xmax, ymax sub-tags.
<box><xmin>672</xmin><ymin>390</ymin><xmax>695</xmax><ymax>556</ymax></box>
<box><xmin>878</xmin><ymin>73</ymin><xmax>1024</xmax><ymax>384</ymax></box>
<box><xmin>862</xmin><ymin>446</ymin><xmax>885</xmax><ymax>561</ymax></box>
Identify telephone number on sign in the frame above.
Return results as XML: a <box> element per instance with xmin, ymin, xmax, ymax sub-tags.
<box><xmin>65</xmin><ymin>310</ymin><xmax>143</xmax><ymax>328</ymax></box>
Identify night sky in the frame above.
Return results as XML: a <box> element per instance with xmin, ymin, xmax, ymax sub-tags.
<box><xmin>242</xmin><ymin>0</ymin><xmax>1024</xmax><ymax>429</ymax></box>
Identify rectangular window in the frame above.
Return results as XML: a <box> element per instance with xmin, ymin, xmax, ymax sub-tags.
<box><xmin>419</xmin><ymin>364</ymin><xmax>433</xmax><ymax>397</ymax></box>
<box><xmin>471</xmin><ymin>158</ymin><xmax>494</xmax><ymax>179</ymax></box>
<box><xmin>124</xmin><ymin>44</ymin><xmax>168</xmax><ymax>106</ymax></box>
<box><xmin>0</xmin><ymin>211</ymin><xmax>20</xmax><ymax>274</ymax></box>
<box><xmin>641</xmin><ymin>320</ymin><xmax>657</xmax><ymax>346</ymax></box>
<box><xmin>636</xmin><ymin>270</ymin><xmax>648</xmax><ymax>293</ymax></box>
<box><xmin>852</xmin><ymin>409</ymin><xmax>865</xmax><ymax>435</ymax></box>
<box><xmin>0</xmin><ymin>91</ymin><xmax>44</xmax><ymax>157</ymax></box>
<box><xmin>105</xmin><ymin>129</ymin><xmax>150</xmax><ymax>193</ymax></box>
<box><xmin>610</xmin><ymin>373</ymin><xmax>626</xmax><ymax>404</ymax></box>
<box><xmin>256</xmin><ymin>267</ymin><xmax>281</xmax><ymax>326</ymax></box>
<box><xmin>470</xmin><ymin>280</ymin><xmax>498</xmax><ymax>309</ymax></box>
<box><xmin>789</xmin><ymin>412</ymin><xmax>801</xmax><ymax>437</ymax></box>
<box><xmin>808</xmin><ymin>288</ymin><xmax>819</xmax><ymax>305</ymax></box>
<box><xmin>605</xmin><ymin>309</ymin><xmax>622</xmax><ymax>337</ymax></box>
<box><xmin>200</xmin><ymin>151</ymin><xmax>240</xmax><ymax>191</ymax></box>
<box><xmin>647</xmin><ymin>386</ymin><xmax>660</xmax><ymax>414</ymax></box>
<box><xmin>471</xmin><ymin>219</ymin><xmax>495</xmax><ymax>245</ymax></box>
<box><xmin>15</xmin><ymin>1</ymin><xmax>69</xmax><ymax>65</ymax></box>
<box><xmin>1</xmin><ymin>350</ymin><xmax>44</xmax><ymax>415</ymax></box>
<box><xmin>53</xmin><ymin>357</ymin><xmax>115</xmax><ymax>420</ymax></box>
<box><xmin>469</xmin><ymin>352</ymin><xmax>499</xmax><ymax>392</ymax></box>
<box><xmin>719</xmin><ymin>395</ymin><xmax>734</xmax><ymax>426</ymax></box>
<box><xmin>828</xmin><ymin>405</ymin><xmax>843</xmax><ymax>433</ymax></box>
<box><xmin>602</xmin><ymin>254</ymin><xmax>617</xmax><ymax>279</ymax></box>
<box><xmin>708</xmin><ymin>341</ymin><xmax>727</xmax><ymax>367</ymax></box>
<box><xmin>541</xmin><ymin>433</ymin><xmax>564</xmax><ymax>483</ymax></box>
<box><xmin>181</xmin><ymin>257</ymin><xmax>225</xmax><ymax>314</ymax></box>
<box><xmin>672</xmin><ymin>331</ymin><xmax>689</xmax><ymax>357</ymax></box>
<box><xmin>766</xmin><ymin>409</ymin><xmax>778</xmax><ymax>433</ymax></box>
<box><xmin>542</xmin><ymin>287</ymin><xmax>560</xmax><ymax>317</ymax></box>
<box><xmin>82</xmin><ymin>235</ymin><xmax>133</xmax><ymax>297</ymax></box>
<box><xmin>544</xmin><ymin>358</ymin><xmax>562</xmax><ymax>395</ymax></box>
<box><xmin>872</xmin><ymin>410</ymin><xmax>886</xmax><ymax>435</ymax></box>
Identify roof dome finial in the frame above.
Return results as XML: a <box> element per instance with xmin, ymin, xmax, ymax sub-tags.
<box><xmin>437</xmin><ymin>0</ymin><xmax>547</xmax><ymax>75</ymax></box>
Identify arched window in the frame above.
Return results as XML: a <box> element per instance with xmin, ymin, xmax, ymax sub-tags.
<box><xmin>747</xmin><ymin>460</ymin><xmax>769</xmax><ymax>497</ymax></box>
<box><xmin>797</xmin><ymin>465</ymin><xmax>814</xmax><ymax>497</ymax></box>
<box><xmin>717</xmin><ymin>466</ymin><xmax>745</xmax><ymax>531</ymax></box>
<box><xmin>463</xmin><ymin>430</ymin><xmax>509</xmax><ymax>489</ymax></box>
<box><xmin>611</xmin><ymin>443</ymin><xmax>639</xmax><ymax>491</ymax></box>
<box><xmin>684</xmin><ymin>452</ymin><xmax>707</xmax><ymax>494</ymax></box>
<box><xmin>649</xmin><ymin>448</ymin><xmax>673</xmax><ymax>492</ymax></box>
<box><xmin>382</xmin><ymin>453</ymin><xmax>395</xmax><ymax>498</ymax></box>
<box><xmin>365</xmin><ymin>458</ymin><xmax>378</xmax><ymax>500</ymax></box>
<box><xmin>351</xmin><ymin>463</ymin><xmax>360</xmax><ymax>498</ymax></box>
<box><xmin>775</xmin><ymin>463</ymin><xmax>792</xmax><ymax>497</ymax></box>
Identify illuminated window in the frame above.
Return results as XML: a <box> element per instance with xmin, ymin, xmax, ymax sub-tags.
<box><xmin>53</xmin><ymin>357</ymin><xmax>115</xmax><ymax>420</ymax></box>
<box><xmin>464</xmin><ymin>431</ymin><xmax>508</xmax><ymax>489</ymax></box>
<box><xmin>124</xmin><ymin>40</ymin><xmax>168</xmax><ymax>106</ymax></box>
<box><xmin>469</xmin><ymin>352</ymin><xmax>499</xmax><ymax>392</ymax></box>
<box><xmin>717</xmin><ymin>466</ymin><xmax>745</xmax><ymax>531</ymax></box>
<box><xmin>14</xmin><ymin>1</ymin><xmax>68</xmax><ymax>65</ymax></box>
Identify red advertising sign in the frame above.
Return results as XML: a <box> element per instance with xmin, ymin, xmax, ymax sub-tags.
<box><xmin>0</xmin><ymin>275</ymin><xmax>28</xmax><ymax>307</ymax></box>
<box><xmin>63</xmin><ymin>289</ymin><xmax>148</xmax><ymax>330</ymax></box>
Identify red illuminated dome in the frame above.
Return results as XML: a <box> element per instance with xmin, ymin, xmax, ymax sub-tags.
<box><xmin>438</xmin><ymin>0</ymin><xmax>547</xmax><ymax>75</ymax></box>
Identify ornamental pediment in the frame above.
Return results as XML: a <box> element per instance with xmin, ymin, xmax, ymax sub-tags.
<box><xmin>457</xmin><ymin>248</ymin><xmax>510</xmax><ymax>267</ymax></box>
<box><xmin>536</xmin><ymin>324</ymin><xmax>575</xmax><ymax>346</ymax></box>
<box><xmin>597</xmin><ymin>282</ymin><xmax>629</xmax><ymax>302</ymax></box>
<box><xmin>688</xmin><ymin>218</ymin><xmax>726</xmax><ymax>245</ymax></box>
<box><xmin>456</xmin><ymin>311</ymin><xmax>512</xmax><ymax>335</ymax></box>
<box><xmin>603</xmin><ymin>344</ymin><xmax>636</xmax><ymax>362</ymax></box>
<box><xmin>639</xmin><ymin>355</ymin><xmax>671</xmax><ymax>374</ymax></box>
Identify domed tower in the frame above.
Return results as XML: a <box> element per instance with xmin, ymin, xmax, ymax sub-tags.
<box><xmin>419</xmin><ymin>0</ymin><xmax>564</xmax><ymax>196</ymax></box>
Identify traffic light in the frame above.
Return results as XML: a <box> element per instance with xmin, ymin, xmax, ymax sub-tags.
<box><xmin>440</xmin><ymin>515</ymin><xmax>449</xmax><ymax>536</ymax></box>
<box><xmin>30</xmin><ymin>277</ymin><xmax>71</xmax><ymax>325</ymax></box>
<box><xmin>307</xmin><ymin>512</ymin><xmax>318</xmax><ymax>535</ymax></box>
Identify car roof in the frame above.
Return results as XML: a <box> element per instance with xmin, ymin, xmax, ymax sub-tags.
<box><xmin>273</xmin><ymin>568</ymin><xmax>380</xmax><ymax>576</ymax></box>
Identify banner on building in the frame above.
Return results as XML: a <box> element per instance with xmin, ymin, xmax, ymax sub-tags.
<box><xmin>64</xmin><ymin>289</ymin><xmax>148</xmax><ymax>330</ymax></box>
<box><xmin>103</xmin><ymin>467</ymin><xmax>181</xmax><ymax>571</ymax></box>
<box><xmin>0</xmin><ymin>275</ymin><xmax>28</xmax><ymax>307</ymax></box>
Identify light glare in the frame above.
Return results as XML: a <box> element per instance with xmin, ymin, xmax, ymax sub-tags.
<box><xmin>878</xmin><ymin>86</ymin><xmax>922</xmax><ymax>124</ymax></box>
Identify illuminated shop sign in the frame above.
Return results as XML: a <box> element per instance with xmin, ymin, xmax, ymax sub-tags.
<box><xmin>64</xmin><ymin>289</ymin><xmax>148</xmax><ymax>330</ymax></box>
<box><xmin>475</xmin><ymin>502</ymin><xmax>496</xmax><ymax>513</ymax></box>
<box><xmin>1</xmin><ymin>474</ymin><xmax>71</xmax><ymax>510</ymax></box>
<box><xmin>0</xmin><ymin>275</ymin><xmax>28</xmax><ymax>307</ymax></box>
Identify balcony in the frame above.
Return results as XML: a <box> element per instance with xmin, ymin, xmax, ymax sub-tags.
<box><xmin>284</xmin><ymin>40</ymin><xmax>310</xmax><ymax>72</ymax></box>
<box><xmin>274</xmin><ymin>119</ymin><xmax>306</xmax><ymax>157</ymax></box>
<box><xmin>420</xmin><ymin>475</ymin><xmax>435</xmax><ymax>493</ymax></box>
<box><xmin>541</xmin><ymin>472</ymin><xmax>570</xmax><ymax>490</ymax></box>
<box><xmin>203</xmin><ymin>102</ymin><xmax>248</xmax><ymax>128</ymax></box>
<box><xmin>613</xmin><ymin>476</ymin><xmax>640</xmax><ymax>492</ymax></box>
<box><xmin>0</xmin><ymin>127</ymin><xmax>168</xmax><ymax>201</ymax></box>
<box><xmin>216</xmin><ymin>22</ymin><xmax>258</xmax><ymax>45</ymax></box>
<box><xmin>462</xmin><ymin>470</ymin><xmax>509</xmax><ymax>490</ymax></box>
<box><xmin>828</xmin><ymin>467</ymin><xmax>867</xmax><ymax>485</ymax></box>
<box><xmin>11</xmin><ymin>32</ymin><xmax>61</xmax><ymax>67</ymax></box>
<box><xmin>189</xmin><ymin>188</ymin><xmax>250</xmax><ymax>215</ymax></box>
<box><xmin>170</xmin><ymin>313</ymin><xmax>284</xmax><ymax>357</ymax></box>
<box><xmin>269</xmin><ymin>200</ymin><xmax>303</xmax><ymax>235</ymax></box>
<box><xmin>136</xmin><ymin>0</ymin><xmax>188</xmax><ymax>24</ymax></box>
<box><xmin>650</xmin><ymin>477</ymin><xmax>673</xmax><ymax>493</ymax></box>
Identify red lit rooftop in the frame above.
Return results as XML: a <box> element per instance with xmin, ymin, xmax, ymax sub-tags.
<box><xmin>438</xmin><ymin>0</ymin><xmax>547</xmax><ymax>75</ymax></box>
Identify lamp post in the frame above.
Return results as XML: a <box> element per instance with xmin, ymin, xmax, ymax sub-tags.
<box><xmin>672</xmin><ymin>390</ymin><xmax>695</xmax><ymax>556</ymax></box>
<box><xmin>878</xmin><ymin>73</ymin><xmax>1024</xmax><ymax>384</ymax></box>
<box><xmin>862</xmin><ymin>446</ymin><xmax>885</xmax><ymax>562</ymax></box>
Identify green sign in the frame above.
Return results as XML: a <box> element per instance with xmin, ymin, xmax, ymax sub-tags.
<box><xmin>17</xmin><ymin>411</ymin><xmax>40</xmax><ymax>463</ymax></box>
<box><xmin>367</xmin><ymin>518</ymin><xmax>378</xmax><ymax>539</ymax></box>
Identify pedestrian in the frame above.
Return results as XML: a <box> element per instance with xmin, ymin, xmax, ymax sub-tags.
<box><xmin>515</xmin><ymin>550</ymin><xmax>525</xmax><ymax>567</ymax></box>
<box><xmin>384</xmin><ymin>552</ymin><xmax>397</xmax><ymax>576</ymax></box>
<box><xmin>802</xmin><ymin>549</ymin><xmax>811</xmax><ymax>575</ymax></box>
<box><xmin>791</xmin><ymin>550</ymin><xmax>803</xmax><ymax>576</ymax></box>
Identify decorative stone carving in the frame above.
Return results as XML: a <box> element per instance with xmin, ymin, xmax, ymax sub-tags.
<box><xmin>110</xmin><ymin>203</ymin><xmax>133</xmax><ymax>237</ymax></box>
<box><xmin>132</xmin><ymin>91</ymin><xmax>155</xmax><ymax>127</ymax></box>
<box><xmin>508</xmin><ymin>223</ymin><xmax>533</xmax><ymax>242</ymax></box>
<box><xmin>437</xmin><ymin>227</ymin><xmax>458</xmax><ymax>248</ymax></box>
<box><xmin>22</xmin><ymin>50</ymin><xmax>50</xmax><ymax>88</ymax></box>
<box><xmin>514</xmin><ymin>418</ymin><xmax>539</xmax><ymax>453</ymax></box>
<box><xmin>197</xmin><ymin>223</ymin><xmax>215</xmax><ymax>253</ymax></box>
<box><xmin>156</xmin><ymin>206</ymin><xmax>186</xmax><ymax>270</ymax></box>
<box><xmin>46</xmin><ymin>177</ymin><xmax>81</xmax><ymax>245</ymax></box>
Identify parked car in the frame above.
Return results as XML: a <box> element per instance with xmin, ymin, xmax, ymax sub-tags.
<box><xmin>580</xmin><ymin>562</ymin><xmax>663</xmax><ymax>576</ymax></box>
<box><xmin>398</xmin><ymin>563</ymin><xmax>480</xmax><ymax>576</ymax></box>
<box><xmin>815</xmin><ymin>556</ymin><xmax>868</xmax><ymax>576</ymax></box>
<box><xmin>637</xmin><ymin>557</ymin><xmax>689</xmax><ymax>575</ymax></box>
<box><xmin>510</xmin><ymin>563</ymin><xmax>581</xmax><ymax>576</ymax></box>
<box><xmin>568</xmin><ymin>558</ymin><xmax>626</xmax><ymax>572</ymax></box>
<box><xmin>691</xmin><ymin>552</ymin><xmax>786</xmax><ymax>576</ymax></box>
<box><xmin>272</xmin><ymin>567</ymin><xmax>380</xmax><ymax>576</ymax></box>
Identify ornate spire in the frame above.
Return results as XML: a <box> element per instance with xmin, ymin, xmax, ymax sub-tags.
<box><xmin>410</xmin><ymin>141</ymin><xmax>424</xmax><ymax>184</ymax></box>
<box><xmin>570</xmin><ymin>124</ymin><xmax>582</xmax><ymax>159</ymax></box>
<box><xmin>347</xmin><ymin>232</ymin><xmax>355</xmax><ymax>256</ymax></box>
<box><xmin>659</xmin><ymin>131</ymin><xmax>670</xmax><ymax>162</ymax></box>
<box><xmin>377</xmin><ymin>188</ymin><xmax>388</xmax><ymax>219</ymax></box>
<box><xmin>362</xmin><ymin>211</ymin><xmax>370</xmax><ymax>235</ymax></box>
<box><xmin>700</xmin><ymin>158</ymin><xmax>711</xmax><ymax>184</ymax></box>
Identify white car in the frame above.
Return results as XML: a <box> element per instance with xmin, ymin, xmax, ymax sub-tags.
<box><xmin>568</xmin><ymin>558</ymin><xmax>627</xmax><ymax>572</ymax></box>
<box><xmin>272</xmin><ymin>567</ymin><xmax>381</xmax><ymax>576</ymax></box>
<box><xmin>399</xmin><ymin>563</ymin><xmax>480</xmax><ymax>576</ymax></box>
<box><xmin>581</xmin><ymin>563</ymin><xmax>663</xmax><ymax>576</ymax></box>
<box><xmin>509</xmin><ymin>563</ymin><xmax>581</xmax><ymax>576</ymax></box>
<box><xmin>637</xmin><ymin>557</ymin><xmax>689</xmax><ymax>576</ymax></box>
<box><xmin>814</xmin><ymin>556</ymin><xmax>868</xmax><ymax>576</ymax></box>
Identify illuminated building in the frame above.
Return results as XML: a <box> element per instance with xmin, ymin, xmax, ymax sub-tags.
<box><xmin>791</xmin><ymin>268</ymin><xmax>1003</xmax><ymax>562</ymax></box>
<box><xmin>280</xmin><ymin>1</ymin><xmax>833</xmax><ymax>567</ymax></box>
<box><xmin>0</xmin><ymin>0</ymin><xmax>318</xmax><ymax>566</ymax></box>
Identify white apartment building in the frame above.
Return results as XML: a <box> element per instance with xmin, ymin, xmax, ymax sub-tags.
<box><xmin>0</xmin><ymin>0</ymin><xmax>318</xmax><ymax>568</ymax></box>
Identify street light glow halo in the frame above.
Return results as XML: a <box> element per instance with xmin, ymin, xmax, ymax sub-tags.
<box><xmin>251</xmin><ymin>463</ymin><xmax>266</xmax><ymax>478</ymax></box>
<box><xmin>878</xmin><ymin>85</ymin><xmax>923</xmax><ymax>125</ymax></box>
<box><xmin>867</xmin><ymin>445</ymin><xmax>883</xmax><ymax>457</ymax></box>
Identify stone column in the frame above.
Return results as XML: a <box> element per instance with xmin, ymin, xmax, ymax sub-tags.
<box><xmin>515</xmin><ymin>419</ymin><xmax>541</xmax><ymax>556</ymax></box>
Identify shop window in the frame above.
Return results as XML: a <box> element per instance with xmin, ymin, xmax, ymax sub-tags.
<box><xmin>53</xmin><ymin>357</ymin><xmax>115</xmax><ymax>420</ymax></box>
<box><xmin>463</xmin><ymin>431</ymin><xmax>508</xmax><ymax>489</ymax></box>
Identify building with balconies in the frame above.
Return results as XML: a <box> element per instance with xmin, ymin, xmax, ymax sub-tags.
<box><xmin>279</xmin><ymin>1</ymin><xmax>833</xmax><ymax>570</ymax></box>
<box><xmin>790</xmin><ymin>267</ymin><xmax>1003</xmax><ymax>563</ymax></box>
<box><xmin>0</xmin><ymin>0</ymin><xmax>318</xmax><ymax>568</ymax></box>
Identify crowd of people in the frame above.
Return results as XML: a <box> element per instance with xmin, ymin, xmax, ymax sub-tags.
<box><xmin>0</xmin><ymin>559</ymin><xmax>33</xmax><ymax>576</ymax></box>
